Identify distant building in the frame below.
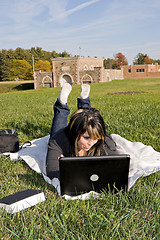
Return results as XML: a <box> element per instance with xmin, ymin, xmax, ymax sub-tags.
<box><xmin>34</xmin><ymin>57</ymin><xmax>160</xmax><ymax>89</ymax></box>
<box><xmin>34</xmin><ymin>57</ymin><xmax>106</xmax><ymax>89</ymax></box>
<box><xmin>52</xmin><ymin>57</ymin><xmax>105</xmax><ymax>87</ymax></box>
<box><xmin>122</xmin><ymin>63</ymin><xmax>160</xmax><ymax>79</ymax></box>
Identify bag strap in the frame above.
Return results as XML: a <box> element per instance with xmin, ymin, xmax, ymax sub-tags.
<box><xmin>19</xmin><ymin>141</ymin><xmax>32</xmax><ymax>150</ymax></box>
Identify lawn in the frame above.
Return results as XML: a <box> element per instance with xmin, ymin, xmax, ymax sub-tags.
<box><xmin>0</xmin><ymin>78</ymin><xmax>160</xmax><ymax>239</ymax></box>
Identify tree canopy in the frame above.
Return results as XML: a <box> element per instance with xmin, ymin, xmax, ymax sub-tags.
<box><xmin>114</xmin><ymin>52</ymin><xmax>128</xmax><ymax>69</ymax></box>
<box><xmin>133</xmin><ymin>53</ymin><xmax>153</xmax><ymax>65</ymax></box>
<box><xmin>34</xmin><ymin>60</ymin><xmax>52</xmax><ymax>72</ymax></box>
<box><xmin>0</xmin><ymin>47</ymin><xmax>71</xmax><ymax>81</ymax></box>
<box><xmin>0</xmin><ymin>52</ymin><xmax>10</xmax><ymax>81</ymax></box>
<box><xmin>10</xmin><ymin>60</ymin><xmax>33</xmax><ymax>81</ymax></box>
<box><xmin>103</xmin><ymin>58</ymin><xmax>115</xmax><ymax>69</ymax></box>
<box><xmin>104</xmin><ymin>53</ymin><xmax>128</xmax><ymax>69</ymax></box>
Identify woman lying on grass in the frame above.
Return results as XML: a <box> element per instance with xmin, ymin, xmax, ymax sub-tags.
<box><xmin>46</xmin><ymin>83</ymin><xmax>119</xmax><ymax>180</ymax></box>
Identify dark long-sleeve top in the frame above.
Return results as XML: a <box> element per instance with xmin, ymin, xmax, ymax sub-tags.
<box><xmin>46</xmin><ymin>128</ymin><xmax>119</xmax><ymax>180</ymax></box>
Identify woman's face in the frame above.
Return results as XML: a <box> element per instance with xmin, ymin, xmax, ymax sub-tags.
<box><xmin>77</xmin><ymin>131</ymin><xmax>98</xmax><ymax>152</ymax></box>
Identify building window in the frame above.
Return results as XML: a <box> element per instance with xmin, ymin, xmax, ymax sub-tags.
<box><xmin>84</xmin><ymin>64</ymin><xmax>88</xmax><ymax>70</ymax></box>
<box><xmin>90</xmin><ymin>65</ymin><xmax>94</xmax><ymax>70</ymax></box>
<box><xmin>136</xmin><ymin>69</ymin><xmax>145</xmax><ymax>72</ymax></box>
<box><xmin>128</xmin><ymin>69</ymin><xmax>131</xmax><ymax>73</ymax></box>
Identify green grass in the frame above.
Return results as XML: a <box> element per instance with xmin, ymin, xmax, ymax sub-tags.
<box><xmin>0</xmin><ymin>78</ymin><xmax>160</xmax><ymax>239</ymax></box>
<box><xmin>0</xmin><ymin>81</ymin><xmax>34</xmax><ymax>93</ymax></box>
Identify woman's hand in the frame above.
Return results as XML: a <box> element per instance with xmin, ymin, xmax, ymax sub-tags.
<box><xmin>58</xmin><ymin>154</ymin><xmax>64</xmax><ymax>159</ymax></box>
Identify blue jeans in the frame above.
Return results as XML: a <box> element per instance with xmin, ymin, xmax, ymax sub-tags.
<box><xmin>50</xmin><ymin>97</ymin><xmax>92</xmax><ymax>139</ymax></box>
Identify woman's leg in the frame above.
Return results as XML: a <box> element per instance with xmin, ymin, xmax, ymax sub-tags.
<box><xmin>50</xmin><ymin>83</ymin><xmax>72</xmax><ymax>139</ymax></box>
<box><xmin>77</xmin><ymin>84</ymin><xmax>92</xmax><ymax>109</ymax></box>
<box><xmin>50</xmin><ymin>100</ymin><xmax>70</xmax><ymax>138</ymax></box>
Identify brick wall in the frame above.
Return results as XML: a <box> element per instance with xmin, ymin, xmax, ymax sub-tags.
<box><xmin>122</xmin><ymin>64</ymin><xmax>160</xmax><ymax>79</ymax></box>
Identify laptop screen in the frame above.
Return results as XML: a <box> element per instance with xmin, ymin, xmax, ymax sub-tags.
<box><xmin>59</xmin><ymin>155</ymin><xmax>130</xmax><ymax>196</ymax></box>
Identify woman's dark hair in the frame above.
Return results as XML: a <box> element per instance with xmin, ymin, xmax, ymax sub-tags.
<box><xmin>65</xmin><ymin>108</ymin><xmax>106</xmax><ymax>156</ymax></box>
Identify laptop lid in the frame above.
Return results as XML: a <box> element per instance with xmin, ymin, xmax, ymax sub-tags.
<box><xmin>59</xmin><ymin>155</ymin><xmax>130</xmax><ymax>196</ymax></box>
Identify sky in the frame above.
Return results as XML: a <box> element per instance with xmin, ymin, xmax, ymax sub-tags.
<box><xmin>0</xmin><ymin>0</ymin><xmax>160</xmax><ymax>64</ymax></box>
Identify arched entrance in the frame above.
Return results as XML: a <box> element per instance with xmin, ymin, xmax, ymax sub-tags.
<box><xmin>59</xmin><ymin>74</ymin><xmax>73</xmax><ymax>87</ymax></box>
<box><xmin>42</xmin><ymin>76</ymin><xmax>52</xmax><ymax>88</ymax></box>
<box><xmin>81</xmin><ymin>74</ymin><xmax>92</xmax><ymax>84</ymax></box>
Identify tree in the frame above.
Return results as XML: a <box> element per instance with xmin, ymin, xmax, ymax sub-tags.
<box><xmin>52</xmin><ymin>50</ymin><xmax>59</xmax><ymax>58</ymax></box>
<box><xmin>114</xmin><ymin>52</ymin><xmax>128</xmax><ymax>69</ymax></box>
<box><xmin>14</xmin><ymin>47</ymin><xmax>27</xmax><ymax>60</ymax></box>
<box><xmin>10</xmin><ymin>60</ymin><xmax>33</xmax><ymax>80</ymax></box>
<box><xmin>152</xmin><ymin>59</ymin><xmax>160</xmax><ymax>64</ymax></box>
<box><xmin>103</xmin><ymin>58</ymin><xmax>115</xmax><ymax>69</ymax></box>
<box><xmin>133</xmin><ymin>53</ymin><xmax>152</xmax><ymax>65</ymax></box>
<box><xmin>0</xmin><ymin>51</ymin><xmax>11</xmax><ymax>81</ymax></box>
<box><xmin>34</xmin><ymin>60</ymin><xmax>52</xmax><ymax>72</ymax></box>
<box><xmin>43</xmin><ymin>51</ymin><xmax>52</xmax><ymax>63</ymax></box>
<box><xmin>143</xmin><ymin>56</ymin><xmax>152</xmax><ymax>64</ymax></box>
<box><xmin>59</xmin><ymin>50</ymin><xmax>71</xmax><ymax>58</ymax></box>
<box><xmin>14</xmin><ymin>47</ymin><xmax>33</xmax><ymax>65</ymax></box>
<box><xmin>6</xmin><ymin>48</ymin><xmax>15</xmax><ymax>60</ymax></box>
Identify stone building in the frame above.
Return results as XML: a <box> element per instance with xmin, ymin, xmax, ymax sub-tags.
<box><xmin>34</xmin><ymin>57</ymin><xmax>106</xmax><ymax>89</ymax></box>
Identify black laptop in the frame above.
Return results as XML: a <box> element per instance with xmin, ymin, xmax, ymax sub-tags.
<box><xmin>59</xmin><ymin>155</ymin><xmax>130</xmax><ymax>196</ymax></box>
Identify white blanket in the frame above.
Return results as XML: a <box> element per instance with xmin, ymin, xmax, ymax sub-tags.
<box><xmin>5</xmin><ymin>134</ymin><xmax>160</xmax><ymax>200</ymax></box>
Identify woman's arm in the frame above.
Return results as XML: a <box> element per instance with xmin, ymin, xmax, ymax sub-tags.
<box><xmin>46</xmin><ymin>139</ymin><xmax>63</xmax><ymax>179</ymax></box>
<box><xmin>103</xmin><ymin>133</ymin><xmax>120</xmax><ymax>155</ymax></box>
<box><xmin>46</xmin><ymin>129</ymin><xmax>72</xmax><ymax>180</ymax></box>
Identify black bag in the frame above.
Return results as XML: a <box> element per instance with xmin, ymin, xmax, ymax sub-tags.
<box><xmin>0</xmin><ymin>129</ymin><xmax>19</xmax><ymax>153</ymax></box>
